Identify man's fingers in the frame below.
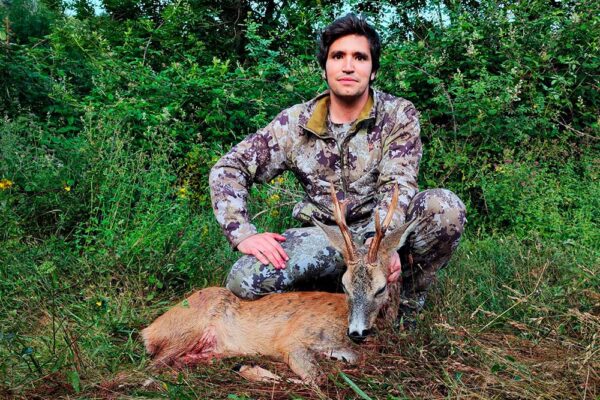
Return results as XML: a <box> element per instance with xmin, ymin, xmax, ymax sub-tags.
<box><xmin>252</xmin><ymin>249</ymin><xmax>270</xmax><ymax>265</ymax></box>
<box><xmin>259</xmin><ymin>238</ymin><xmax>287</xmax><ymax>269</ymax></box>
<box><xmin>269</xmin><ymin>233</ymin><xmax>287</xmax><ymax>242</ymax></box>
<box><xmin>387</xmin><ymin>252</ymin><xmax>401</xmax><ymax>283</ymax></box>
<box><xmin>237</xmin><ymin>233</ymin><xmax>289</xmax><ymax>269</ymax></box>
<box><xmin>262</xmin><ymin>235</ymin><xmax>289</xmax><ymax>265</ymax></box>
<box><xmin>270</xmin><ymin>238</ymin><xmax>289</xmax><ymax>261</ymax></box>
<box><xmin>388</xmin><ymin>270</ymin><xmax>401</xmax><ymax>283</ymax></box>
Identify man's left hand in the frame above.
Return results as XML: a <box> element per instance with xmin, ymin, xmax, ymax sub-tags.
<box><xmin>365</xmin><ymin>237</ymin><xmax>402</xmax><ymax>283</ymax></box>
<box><xmin>387</xmin><ymin>251</ymin><xmax>401</xmax><ymax>283</ymax></box>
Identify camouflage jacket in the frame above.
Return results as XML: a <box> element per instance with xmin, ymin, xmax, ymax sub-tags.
<box><xmin>209</xmin><ymin>89</ymin><xmax>422</xmax><ymax>248</ymax></box>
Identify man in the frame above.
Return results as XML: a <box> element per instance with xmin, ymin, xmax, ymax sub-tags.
<box><xmin>209</xmin><ymin>13</ymin><xmax>466</xmax><ymax>326</ymax></box>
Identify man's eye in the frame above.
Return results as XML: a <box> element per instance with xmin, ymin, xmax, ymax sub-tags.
<box><xmin>375</xmin><ymin>285</ymin><xmax>386</xmax><ymax>297</ymax></box>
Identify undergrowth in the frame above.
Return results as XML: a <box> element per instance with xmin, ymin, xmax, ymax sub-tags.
<box><xmin>1</xmin><ymin>0</ymin><xmax>598</xmax><ymax>398</ymax></box>
<box><xmin>0</xmin><ymin>231</ymin><xmax>597</xmax><ymax>399</ymax></box>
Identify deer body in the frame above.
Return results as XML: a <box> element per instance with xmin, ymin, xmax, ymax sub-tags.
<box><xmin>142</xmin><ymin>287</ymin><xmax>357</xmax><ymax>382</ymax></box>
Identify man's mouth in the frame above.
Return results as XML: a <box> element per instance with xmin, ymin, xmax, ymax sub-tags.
<box><xmin>338</xmin><ymin>77</ymin><xmax>358</xmax><ymax>83</ymax></box>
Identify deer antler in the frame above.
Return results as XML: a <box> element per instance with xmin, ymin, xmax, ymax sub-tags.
<box><xmin>329</xmin><ymin>182</ymin><xmax>356</xmax><ymax>262</ymax></box>
<box><xmin>367</xmin><ymin>183</ymin><xmax>399</xmax><ymax>263</ymax></box>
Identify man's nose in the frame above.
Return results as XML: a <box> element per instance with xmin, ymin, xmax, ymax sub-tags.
<box><xmin>342</xmin><ymin>57</ymin><xmax>354</xmax><ymax>72</ymax></box>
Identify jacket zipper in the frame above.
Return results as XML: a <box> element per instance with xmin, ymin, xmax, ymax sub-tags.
<box><xmin>337</xmin><ymin>133</ymin><xmax>355</xmax><ymax>195</ymax></box>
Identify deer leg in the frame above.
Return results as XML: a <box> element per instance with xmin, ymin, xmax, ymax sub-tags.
<box><xmin>234</xmin><ymin>364</ymin><xmax>282</xmax><ymax>383</ymax></box>
<box><xmin>284</xmin><ymin>347</ymin><xmax>322</xmax><ymax>384</ymax></box>
<box><xmin>322</xmin><ymin>348</ymin><xmax>358</xmax><ymax>363</ymax></box>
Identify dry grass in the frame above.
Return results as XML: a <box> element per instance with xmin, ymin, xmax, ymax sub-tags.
<box><xmin>1</xmin><ymin>235</ymin><xmax>597</xmax><ymax>399</ymax></box>
<box><xmin>8</xmin><ymin>310</ymin><xmax>597</xmax><ymax>400</ymax></box>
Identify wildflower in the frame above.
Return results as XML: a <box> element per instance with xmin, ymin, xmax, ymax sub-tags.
<box><xmin>270</xmin><ymin>210</ymin><xmax>280</xmax><ymax>217</ymax></box>
<box><xmin>178</xmin><ymin>187</ymin><xmax>188</xmax><ymax>198</ymax></box>
<box><xmin>267</xmin><ymin>194</ymin><xmax>280</xmax><ymax>204</ymax></box>
<box><xmin>64</xmin><ymin>185</ymin><xmax>71</xmax><ymax>192</ymax></box>
<box><xmin>96</xmin><ymin>301</ymin><xmax>102</xmax><ymax>307</ymax></box>
<box><xmin>0</xmin><ymin>179</ymin><xmax>13</xmax><ymax>190</ymax></box>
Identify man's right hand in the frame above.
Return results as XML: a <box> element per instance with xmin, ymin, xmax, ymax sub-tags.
<box><xmin>237</xmin><ymin>233</ymin><xmax>289</xmax><ymax>269</ymax></box>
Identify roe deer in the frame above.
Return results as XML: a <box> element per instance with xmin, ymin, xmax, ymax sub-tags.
<box><xmin>142</xmin><ymin>183</ymin><xmax>416</xmax><ymax>383</ymax></box>
<box><xmin>312</xmin><ymin>182</ymin><xmax>417</xmax><ymax>342</ymax></box>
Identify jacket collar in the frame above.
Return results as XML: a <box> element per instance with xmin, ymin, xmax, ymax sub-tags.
<box><xmin>303</xmin><ymin>90</ymin><xmax>376</xmax><ymax>137</ymax></box>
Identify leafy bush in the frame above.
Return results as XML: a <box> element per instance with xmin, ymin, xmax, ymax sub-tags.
<box><xmin>1</xmin><ymin>1</ymin><xmax>599</xmax><ymax>397</ymax></box>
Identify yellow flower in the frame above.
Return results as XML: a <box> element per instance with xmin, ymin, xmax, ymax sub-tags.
<box><xmin>96</xmin><ymin>301</ymin><xmax>102</xmax><ymax>307</ymax></box>
<box><xmin>270</xmin><ymin>210</ymin><xmax>280</xmax><ymax>217</ymax></box>
<box><xmin>178</xmin><ymin>187</ymin><xmax>188</xmax><ymax>198</ymax></box>
<box><xmin>64</xmin><ymin>185</ymin><xmax>71</xmax><ymax>192</ymax></box>
<box><xmin>267</xmin><ymin>194</ymin><xmax>280</xmax><ymax>204</ymax></box>
<box><xmin>0</xmin><ymin>179</ymin><xmax>13</xmax><ymax>190</ymax></box>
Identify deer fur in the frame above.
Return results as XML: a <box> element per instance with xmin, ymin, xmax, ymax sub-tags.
<box><xmin>142</xmin><ymin>287</ymin><xmax>358</xmax><ymax>383</ymax></box>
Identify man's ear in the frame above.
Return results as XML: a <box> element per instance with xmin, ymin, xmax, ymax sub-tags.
<box><xmin>313</xmin><ymin>218</ymin><xmax>349</xmax><ymax>258</ymax></box>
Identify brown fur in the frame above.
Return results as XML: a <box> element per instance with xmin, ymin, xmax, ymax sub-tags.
<box><xmin>142</xmin><ymin>287</ymin><xmax>358</xmax><ymax>383</ymax></box>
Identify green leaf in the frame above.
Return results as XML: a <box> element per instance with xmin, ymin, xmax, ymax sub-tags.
<box><xmin>339</xmin><ymin>371</ymin><xmax>373</xmax><ymax>400</ymax></box>
<box><xmin>67</xmin><ymin>370</ymin><xmax>81</xmax><ymax>393</ymax></box>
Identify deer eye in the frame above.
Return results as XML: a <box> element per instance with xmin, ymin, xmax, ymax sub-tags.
<box><xmin>375</xmin><ymin>285</ymin><xmax>387</xmax><ymax>297</ymax></box>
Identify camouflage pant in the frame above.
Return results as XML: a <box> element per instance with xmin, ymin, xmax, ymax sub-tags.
<box><xmin>226</xmin><ymin>189</ymin><xmax>466</xmax><ymax>312</ymax></box>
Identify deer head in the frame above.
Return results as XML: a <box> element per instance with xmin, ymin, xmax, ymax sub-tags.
<box><xmin>313</xmin><ymin>183</ymin><xmax>417</xmax><ymax>342</ymax></box>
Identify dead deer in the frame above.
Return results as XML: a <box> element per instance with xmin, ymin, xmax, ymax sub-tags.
<box><xmin>142</xmin><ymin>183</ymin><xmax>416</xmax><ymax>383</ymax></box>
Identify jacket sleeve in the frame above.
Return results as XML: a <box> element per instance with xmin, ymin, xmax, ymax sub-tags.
<box><xmin>209</xmin><ymin>111</ymin><xmax>289</xmax><ymax>248</ymax></box>
<box><xmin>366</xmin><ymin>100</ymin><xmax>422</xmax><ymax>234</ymax></box>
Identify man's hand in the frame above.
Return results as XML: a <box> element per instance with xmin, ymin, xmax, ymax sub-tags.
<box><xmin>237</xmin><ymin>233</ymin><xmax>289</xmax><ymax>269</ymax></box>
<box><xmin>365</xmin><ymin>237</ymin><xmax>402</xmax><ymax>283</ymax></box>
<box><xmin>387</xmin><ymin>251</ymin><xmax>401</xmax><ymax>283</ymax></box>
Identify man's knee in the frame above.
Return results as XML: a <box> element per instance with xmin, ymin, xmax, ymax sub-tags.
<box><xmin>225</xmin><ymin>275</ymin><xmax>258</xmax><ymax>300</ymax></box>
<box><xmin>226</xmin><ymin>254</ymin><xmax>291</xmax><ymax>300</ymax></box>
<box><xmin>411</xmin><ymin>188</ymin><xmax>466</xmax><ymax>233</ymax></box>
<box><xmin>226</xmin><ymin>256</ymin><xmax>268</xmax><ymax>300</ymax></box>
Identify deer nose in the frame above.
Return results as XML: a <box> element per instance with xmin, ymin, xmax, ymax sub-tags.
<box><xmin>347</xmin><ymin>328</ymin><xmax>372</xmax><ymax>343</ymax></box>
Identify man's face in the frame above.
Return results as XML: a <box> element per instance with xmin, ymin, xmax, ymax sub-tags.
<box><xmin>325</xmin><ymin>34</ymin><xmax>375</xmax><ymax>102</ymax></box>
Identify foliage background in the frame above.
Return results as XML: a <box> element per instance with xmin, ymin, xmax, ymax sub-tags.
<box><xmin>0</xmin><ymin>0</ymin><xmax>598</xmax><ymax>398</ymax></box>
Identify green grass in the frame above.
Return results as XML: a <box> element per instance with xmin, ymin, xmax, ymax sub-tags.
<box><xmin>1</xmin><ymin>221</ymin><xmax>597</xmax><ymax>399</ymax></box>
<box><xmin>0</xmin><ymin>116</ymin><xmax>597</xmax><ymax>399</ymax></box>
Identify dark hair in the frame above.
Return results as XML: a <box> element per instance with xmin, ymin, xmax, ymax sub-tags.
<box><xmin>317</xmin><ymin>13</ymin><xmax>381</xmax><ymax>75</ymax></box>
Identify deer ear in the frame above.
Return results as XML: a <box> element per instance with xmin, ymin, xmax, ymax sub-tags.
<box><xmin>378</xmin><ymin>219</ymin><xmax>418</xmax><ymax>260</ymax></box>
<box><xmin>313</xmin><ymin>218</ymin><xmax>351</xmax><ymax>258</ymax></box>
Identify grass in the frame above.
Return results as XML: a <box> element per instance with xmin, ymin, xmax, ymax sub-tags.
<box><xmin>0</xmin><ymin>224</ymin><xmax>597</xmax><ymax>399</ymax></box>
<box><xmin>0</xmin><ymin>119</ymin><xmax>597</xmax><ymax>398</ymax></box>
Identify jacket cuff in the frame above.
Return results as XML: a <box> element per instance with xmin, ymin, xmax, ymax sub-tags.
<box><xmin>226</xmin><ymin>223</ymin><xmax>258</xmax><ymax>249</ymax></box>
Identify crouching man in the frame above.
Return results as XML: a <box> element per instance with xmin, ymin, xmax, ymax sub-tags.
<box><xmin>209</xmin><ymin>13</ymin><xmax>466</xmax><ymax>327</ymax></box>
